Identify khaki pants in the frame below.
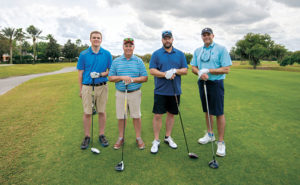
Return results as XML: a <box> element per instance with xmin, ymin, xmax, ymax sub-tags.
<box><xmin>115</xmin><ymin>90</ymin><xmax>142</xmax><ymax>119</ymax></box>
<box><xmin>81</xmin><ymin>84</ymin><xmax>108</xmax><ymax>114</ymax></box>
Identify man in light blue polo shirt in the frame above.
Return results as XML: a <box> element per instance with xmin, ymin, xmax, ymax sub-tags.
<box><xmin>109</xmin><ymin>38</ymin><xmax>148</xmax><ymax>150</ymax></box>
<box><xmin>191</xmin><ymin>27</ymin><xmax>232</xmax><ymax>157</ymax></box>
<box><xmin>149</xmin><ymin>30</ymin><xmax>188</xmax><ymax>154</ymax></box>
<box><xmin>77</xmin><ymin>31</ymin><xmax>112</xmax><ymax>150</ymax></box>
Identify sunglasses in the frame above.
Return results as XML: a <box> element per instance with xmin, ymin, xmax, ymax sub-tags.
<box><xmin>124</xmin><ymin>38</ymin><xmax>134</xmax><ymax>42</ymax></box>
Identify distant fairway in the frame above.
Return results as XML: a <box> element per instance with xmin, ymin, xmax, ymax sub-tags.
<box><xmin>0</xmin><ymin>66</ymin><xmax>299</xmax><ymax>185</ymax></box>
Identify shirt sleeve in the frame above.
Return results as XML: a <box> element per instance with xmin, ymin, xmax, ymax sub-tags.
<box><xmin>190</xmin><ymin>49</ymin><xmax>198</xmax><ymax>67</ymax></box>
<box><xmin>149</xmin><ymin>52</ymin><xmax>157</xmax><ymax>69</ymax></box>
<box><xmin>181</xmin><ymin>52</ymin><xmax>188</xmax><ymax>68</ymax></box>
<box><xmin>108</xmin><ymin>52</ymin><xmax>113</xmax><ymax>69</ymax></box>
<box><xmin>108</xmin><ymin>60</ymin><xmax>117</xmax><ymax>76</ymax></box>
<box><xmin>77</xmin><ymin>53</ymin><xmax>84</xmax><ymax>70</ymax></box>
<box><xmin>138</xmin><ymin>59</ymin><xmax>148</xmax><ymax>76</ymax></box>
<box><xmin>220</xmin><ymin>47</ymin><xmax>232</xmax><ymax>67</ymax></box>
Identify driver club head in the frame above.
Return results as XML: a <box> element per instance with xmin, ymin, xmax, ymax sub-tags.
<box><xmin>115</xmin><ymin>161</ymin><xmax>124</xmax><ymax>171</ymax></box>
<box><xmin>188</xmin><ymin>153</ymin><xmax>198</xmax><ymax>159</ymax></box>
<box><xmin>208</xmin><ymin>159</ymin><xmax>219</xmax><ymax>169</ymax></box>
<box><xmin>91</xmin><ymin>147</ymin><xmax>100</xmax><ymax>154</ymax></box>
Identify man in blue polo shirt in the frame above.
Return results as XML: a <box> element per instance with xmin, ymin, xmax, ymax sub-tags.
<box><xmin>109</xmin><ymin>38</ymin><xmax>148</xmax><ymax>150</ymax></box>
<box><xmin>77</xmin><ymin>31</ymin><xmax>112</xmax><ymax>150</ymax></box>
<box><xmin>191</xmin><ymin>27</ymin><xmax>232</xmax><ymax>157</ymax></box>
<box><xmin>149</xmin><ymin>30</ymin><xmax>188</xmax><ymax>154</ymax></box>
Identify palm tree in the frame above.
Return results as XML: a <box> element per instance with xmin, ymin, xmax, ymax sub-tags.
<box><xmin>14</xmin><ymin>28</ymin><xmax>28</xmax><ymax>63</ymax></box>
<box><xmin>1</xmin><ymin>27</ymin><xmax>15</xmax><ymax>64</ymax></box>
<box><xmin>26</xmin><ymin>25</ymin><xmax>42</xmax><ymax>64</ymax></box>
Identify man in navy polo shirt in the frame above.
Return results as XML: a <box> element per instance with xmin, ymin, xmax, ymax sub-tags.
<box><xmin>77</xmin><ymin>31</ymin><xmax>112</xmax><ymax>150</ymax></box>
<box><xmin>149</xmin><ymin>30</ymin><xmax>188</xmax><ymax>154</ymax></box>
<box><xmin>109</xmin><ymin>38</ymin><xmax>148</xmax><ymax>150</ymax></box>
<box><xmin>191</xmin><ymin>28</ymin><xmax>232</xmax><ymax>157</ymax></box>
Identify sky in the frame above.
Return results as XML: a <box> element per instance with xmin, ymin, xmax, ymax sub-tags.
<box><xmin>1</xmin><ymin>0</ymin><xmax>300</xmax><ymax>55</ymax></box>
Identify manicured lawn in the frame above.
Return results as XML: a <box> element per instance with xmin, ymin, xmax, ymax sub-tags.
<box><xmin>232</xmin><ymin>61</ymin><xmax>300</xmax><ymax>72</ymax></box>
<box><xmin>0</xmin><ymin>63</ymin><xmax>76</xmax><ymax>79</ymax></box>
<box><xmin>0</xmin><ymin>67</ymin><xmax>299</xmax><ymax>184</ymax></box>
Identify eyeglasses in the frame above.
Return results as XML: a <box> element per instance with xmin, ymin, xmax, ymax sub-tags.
<box><xmin>124</xmin><ymin>38</ymin><xmax>134</xmax><ymax>42</ymax></box>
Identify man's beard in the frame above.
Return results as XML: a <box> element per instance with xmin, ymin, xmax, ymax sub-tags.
<box><xmin>163</xmin><ymin>43</ymin><xmax>172</xmax><ymax>49</ymax></box>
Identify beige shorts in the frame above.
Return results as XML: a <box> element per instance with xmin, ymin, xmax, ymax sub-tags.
<box><xmin>116</xmin><ymin>89</ymin><xmax>142</xmax><ymax>119</ymax></box>
<box><xmin>81</xmin><ymin>84</ymin><xmax>108</xmax><ymax>114</ymax></box>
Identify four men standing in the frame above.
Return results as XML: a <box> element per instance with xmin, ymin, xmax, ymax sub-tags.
<box><xmin>77</xmin><ymin>28</ymin><xmax>231</xmax><ymax>157</ymax></box>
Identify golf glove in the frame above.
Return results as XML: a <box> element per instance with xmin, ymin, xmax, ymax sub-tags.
<box><xmin>198</xmin><ymin>68</ymin><xmax>209</xmax><ymax>78</ymax></box>
<box><xmin>90</xmin><ymin>72</ymin><xmax>101</xmax><ymax>78</ymax></box>
<box><xmin>165</xmin><ymin>68</ymin><xmax>177</xmax><ymax>79</ymax></box>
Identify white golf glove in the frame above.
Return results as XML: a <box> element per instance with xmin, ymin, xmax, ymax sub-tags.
<box><xmin>198</xmin><ymin>68</ymin><xmax>209</xmax><ymax>78</ymax></box>
<box><xmin>90</xmin><ymin>72</ymin><xmax>101</xmax><ymax>78</ymax></box>
<box><xmin>165</xmin><ymin>68</ymin><xmax>177</xmax><ymax>79</ymax></box>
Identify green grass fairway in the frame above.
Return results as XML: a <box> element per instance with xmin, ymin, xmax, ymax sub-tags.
<box><xmin>0</xmin><ymin>63</ymin><xmax>76</xmax><ymax>79</ymax></box>
<box><xmin>0</xmin><ymin>68</ymin><xmax>299</xmax><ymax>184</ymax></box>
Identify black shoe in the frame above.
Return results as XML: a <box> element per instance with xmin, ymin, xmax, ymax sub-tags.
<box><xmin>99</xmin><ymin>135</ymin><xmax>109</xmax><ymax>147</ymax></box>
<box><xmin>81</xmin><ymin>136</ymin><xmax>90</xmax><ymax>149</ymax></box>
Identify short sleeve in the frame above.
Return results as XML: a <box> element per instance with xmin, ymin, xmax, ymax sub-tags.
<box><xmin>181</xmin><ymin>52</ymin><xmax>188</xmax><ymax>68</ymax></box>
<box><xmin>108</xmin><ymin>60</ymin><xmax>117</xmax><ymax>76</ymax></box>
<box><xmin>190</xmin><ymin>49</ymin><xmax>198</xmax><ymax>67</ymax></box>
<box><xmin>107</xmin><ymin>52</ymin><xmax>113</xmax><ymax>69</ymax></box>
<box><xmin>77</xmin><ymin>53</ymin><xmax>84</xmax><ymax>70</ymax></box>
<box><xmin>138</xmin><ymin>59</ymin><xmax>148</xmax><ymax>76</ymax></box>
<box><xmin>149</xmin><ymin>52</ymin><xmax>158</xmax><ymax>69</ymax></box>
<box><xmin>220</xmin><ymin>47</ymin><xmax>232</xmax><ymax>67</ymax></box>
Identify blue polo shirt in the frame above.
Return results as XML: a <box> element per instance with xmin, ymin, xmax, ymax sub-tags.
<box><xmin>149</xmin><ymin>47</ymin><xmax>188</xmax><ymax>96</ymax></box>
<box><xmin>77</xmin><ymin>47</ymin><xmax>112</xmax><ymax>84</ymax></box>
<box><xmin>109</xmin><ymin>54</ymin><xmax>148</xmax><ymax>92</ymax></box>
<box><xmin>190</xmin><ymin>42</ymin><xmax>232</xmax><ymax>81</ymax></box>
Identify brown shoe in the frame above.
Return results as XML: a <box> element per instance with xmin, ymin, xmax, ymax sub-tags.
<box><xmin>136</xmin><ymin>138</ymin><xmax>145</xmax><ymax>150</ymax></box>
<box><xmin>113</xmin><ymin>138</ymin><xmax>124</xmax><ymax>150</ymax></box>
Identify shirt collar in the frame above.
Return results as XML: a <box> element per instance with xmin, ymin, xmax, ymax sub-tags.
<box><xmin>121</xmin><ymin>54</ymin><xmax>135</xmax><ymax>60</ymax></box>
<box><xmin>89</xmin><ymin>47</ymin><xmax>103</xmax><ymax>55</ymax></box>
<box><xmin>162</xmin><ymin>46</ymin><xmax>176</xmax><ymax>53</ymax></box>
<box><xmin>203</xmin><ymin>42</ymin><xmax>215</xmax><ymax>49</ymax></box>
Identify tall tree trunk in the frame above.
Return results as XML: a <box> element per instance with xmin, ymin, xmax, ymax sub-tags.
<box><xmin>33</xmin><ymin>41</ymin><xmax>36</xmax><ymax>65</ymax></box>
<box><xmin>9</xmin><ymin>41</ymin><xmax>13</xmax><ymax>64</ymax></box>
<box><xmin>19</xmin><ymin>45</ymin><xmax>22</xmax><ymax>63</ymax></box>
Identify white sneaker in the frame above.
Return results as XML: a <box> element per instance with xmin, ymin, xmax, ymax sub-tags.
<box><xmin>198</xmin><ymin>132</ymin><xmax>215</xmax><ymax>144</ymax></box>
<box><xmin>151</xmin><ymin>140</ymin><xmax>160</xmax><ymax>154</ymax></box>
<box><xmin>164</xmin><ymin>136</ymin><xmax>177</xmax><ymax>149</ymax></box>
<box><xmin>216</xmin><ymin>141</ymin><xmax>226</xmax><ymax>157</ymax></box>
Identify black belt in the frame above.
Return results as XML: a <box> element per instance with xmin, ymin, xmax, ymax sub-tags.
<box><xmin>83</xmin><ymin>82</ymin><xmax>106</xmax><ymax>86</ymax></box>
<box><xmin>119</xmin><ymin>89</ymin><xmax>140</xmax><ymax>93</ymax></box>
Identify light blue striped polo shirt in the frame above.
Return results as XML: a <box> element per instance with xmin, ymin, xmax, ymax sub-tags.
<box><xmin>109</xmin><ymin>54</ymin><xmax>148</xmax><ymax>91</ymax></box>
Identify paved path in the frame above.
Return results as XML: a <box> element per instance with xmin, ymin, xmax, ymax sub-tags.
<box><xmin>0</xmin><ymin>64</ymin><xmax>14</xmax><ymax>67</ymax></box>
<box><xmin>0</xmin><ymin>67</ymin><xmax>76</xmax><ymax>95</ymax></box>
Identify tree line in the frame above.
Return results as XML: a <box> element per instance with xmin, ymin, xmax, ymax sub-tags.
<box><xmin>1</xmin><ymin>26</ymin><xmax>299</xmax><ymax>68</ymax></box>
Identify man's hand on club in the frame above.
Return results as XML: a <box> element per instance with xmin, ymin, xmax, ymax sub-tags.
<box><xmin>90</xmin><ymin>72</ymin><xmax>102</xmax><ymax>78</ymax></box>
<box><xmin>200</xmin><ymin>73</ymin><xmax>209</xmax><ymax>81</ymax></box>
<box><xmin>122</xmin><ymin>76</ymin><xmax>133</xmax><ymax>85</ymax></box>
<box><xmin>198</xmin><ymin>68</ymin><xmax>209</xmax><ymax>80</ymax></box>
<box><xmin>165</xmin><ymin>68</ymin><xmax>177</xmax><ymax>80</ymax></box>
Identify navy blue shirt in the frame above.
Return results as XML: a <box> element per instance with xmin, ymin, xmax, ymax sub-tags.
<box><xmin>77</xmin><ymin>47</ymin><xmax>112</xmax><ymax>84</ymax></box>
<box><xmin>149</xmin><ymin>47</ymin><xmax>188</xmax><ymax>95</ymax></box>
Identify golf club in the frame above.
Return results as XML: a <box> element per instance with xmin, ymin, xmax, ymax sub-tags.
<box><xmin>172</xmin><ymin>80</ymin><xmax>198</xmax><ymax>159</ymax></box>
<box><xmin>203</xmin><ymin>80</ymin><xmax>219</xmax><ymax>169</ymax></box>
<box><xmin>115</xmin><ymin>84</ymin><xmax>128</xmax><ymax>171</ymax></box>
<box><xmin>91</xmin><ymin>77</ymin><xmax>100</xmax><ymax>154</ymax></box>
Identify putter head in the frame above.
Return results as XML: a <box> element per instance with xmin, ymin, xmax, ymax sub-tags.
<box><xmin>91</xmin><ymin>147</ymin><xmax>100</xmax><ymax>154</ymax></box>
<box><xmin>188</xmin><ymin>153</ymin><xmax>198</xmax><ymax>159</ymax></box>
<box><xmin>208</xmin><ymin>159</ymin><xmax>219</xmax><ymax>169</ymax></box>
<box><xmin>115</xmin><ymin>161</ymin><xmax>124</xmax><ymax>171</ymax></box>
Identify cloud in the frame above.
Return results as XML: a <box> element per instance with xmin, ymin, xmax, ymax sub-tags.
<box><xmin>273</xmin><ymin>0</ymin><xmax>300</xmax><ymax>7</ymax></box>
